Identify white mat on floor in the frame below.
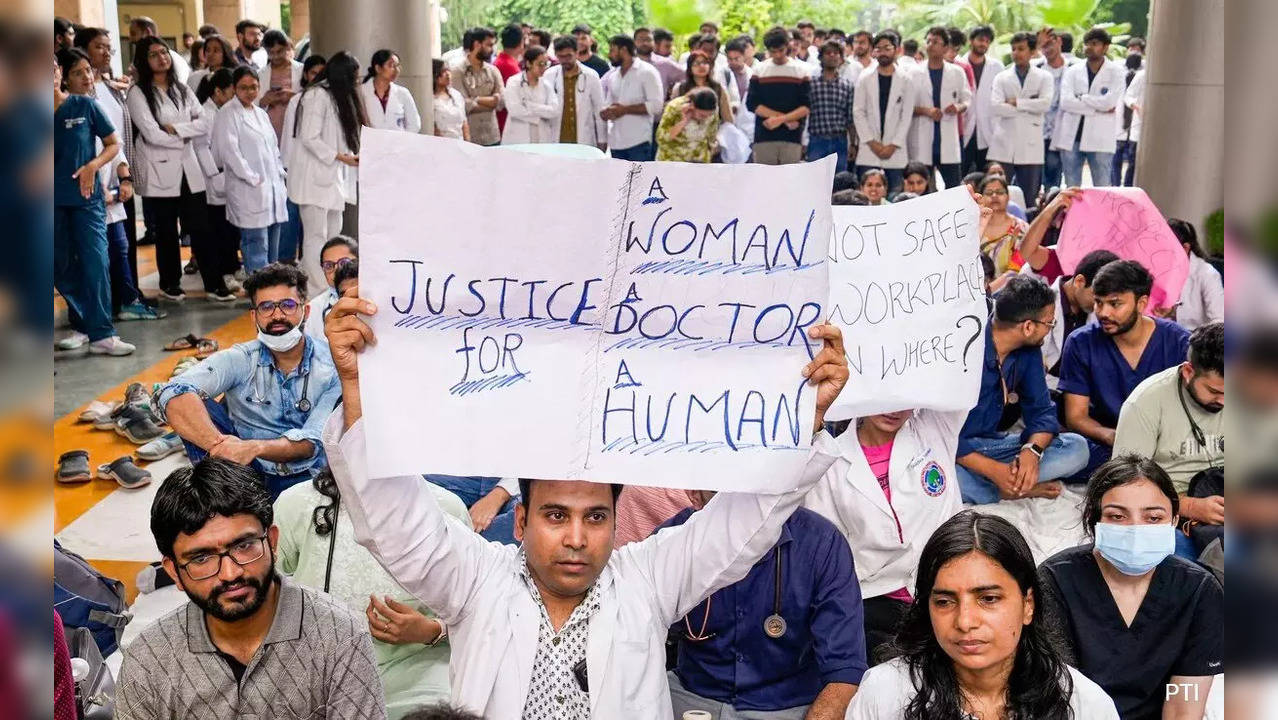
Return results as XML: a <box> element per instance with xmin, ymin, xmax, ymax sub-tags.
<box><xmin>56</xmin><ymin>453</ymin><xmax>192</xmax><ymax>562</ymax></box>
<box><xmin>964</xmin><ymin>486</ymin><xmax>1090</xmax><ymax>565</ymax></box>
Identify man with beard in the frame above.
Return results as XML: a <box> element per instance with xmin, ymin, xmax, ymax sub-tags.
<box><xmin>452</xmin><ymin>27</ymin><xmax>504</xmax><ymax>146</ymax></box>
<box><xmin>234</xmin><ymin>18</ymin><xmax>268</xmax><ymax>71</ymax></box>
<box><xmin>955</xmin><ymin>275</ymin><xmax>1090</xmax><ymax>505</ymax></box>
<box><xmin>116</xmin><ymin>458</ymin><xmax>384</xmax><ymax>719</ymax></box>
<box><xmin>600</xmin><ymin>34</ymin><xmax>664</xmax><ymax>162</ymax></box>
<box><xmin>960</xmin><ymin>25</ymin><xmax>1003</xmax><ymax>176</ymax></box>
<box><xmin>634</xmin><ymin>27</ymin><xmax>684</xmax><ymax>98</ymax></box>
<box><xmin>157</xmin><ymin>264</ymin><xmax>341</xmax><ymax>499</ymax></box>
<box><xmin>1115</xmin><ymin>322</ymin><xmax>1224</xmax><ymax>553</ymax></box>
<box><xmin>848</xmin><ymin>31</ymin><xmax>873</xmax><ymax>70</ymax></box>
<box><xmin>1060</xmin><ymin>260</ymin><xmax>1191</xmax><ymax>479</ymax></box>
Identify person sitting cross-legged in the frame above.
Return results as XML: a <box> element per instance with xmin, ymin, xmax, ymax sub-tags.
<box><xmin>157</xmin><ymin>263</ymin><xmax>341</xmax><ymax>499</ymax></box>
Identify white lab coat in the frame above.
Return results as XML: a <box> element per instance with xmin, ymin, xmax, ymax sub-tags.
<box><xmin>258</xmin><ymin>60</ymin><xmax>304</xmax><ymax>101</ymax></box>
<box><xmin>804</xmin><ymin>411</ymin><xmax>964</xmax><ymax>600</ymax></box>
<box><xmin>1050</xmin><ymin>59</ymin><xmax>1127</xmax><ymax>153</ymax></box>
<box><xmin>853</xmin><ymin>69</ymin><xmax>913</xmax><ymax>169</ymax></box>
<box><xmin>1177</xmin><ymin>253</ymin><xmax>1224</xmax><ymax>331</ymax></box>
<box><xmin>304</xmin><ymin>288</ymin><xmax>337</xmax><ymax>345</ymax></box>
<box><xmin>287</xmin><ymin>85</ymin><xmax>356</xmax><ymax>211</ymax></box>
<box><xmin>193</xmin><ymin>98</ymin><xmax>227</xmax><ymax>205</ymax></box>
<box><xmin>543</xmin><ymin>64</ymin><xmax>607</xmax><ymax>146</ymax></box>
<box><xmin>961</xmin><ymin>56</ymin><xmax>1003</xmax><ymax>149</ymax></box>
<box><xmin>279</xmin><ymin>92</ymin><xmax>303</xmax><ymax>169</ymax></box>
<box><xmin>1124</xmin><ymin>68</ymin><xmax>1146</xmax><ymax>143</ymax></box>
<box><xmin>906</xmin><ymin>62</ymin><xmax>972</xmax><ymax>166</ymax></box>
<box><xmin>359</xmin><ymin>80</ymin><xmax>422</xmax><ymax>133</ymax></box>
<box><xmin>500</xmin><ymin>72</ymin><xmax>559</xmax><ymax>144</ymax></box>
<box><xmin>213</xmin><ymin>101</ymin><xmax>288</xmax><ymax>229</ymax></box>
<box><xmin>323</xmin><ymin>412</ymin><xmax>838</xmax><ymax>720</ymax></box>
<box><xmin>987</xmin><ymin>65</ymin><xmax>1054</xmax><ymax>165</ymax></box>
<box><xmin>125</xmin><ymin>83</ymin><xmax>207</xmax><ymax>197</ymax></box>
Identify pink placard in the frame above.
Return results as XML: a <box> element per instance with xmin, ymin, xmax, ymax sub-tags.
<box><xmin>1056</xmin><ymin>188</ymin><xmax>1189</xmax><ymax>311</ymax></box>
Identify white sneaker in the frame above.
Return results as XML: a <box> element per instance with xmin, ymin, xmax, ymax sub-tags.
<box><xmin>56</xmin><ymin>331</ymin><xmax>89</xmax><ymax>350</ymax></box>
<box><xmin>88</xmin><ymin>336</ymin><xmax>136</xmax><ymax>356</ymax></box>
<box><xmin>222</xmin><ymin>274</ymin><xmax>243</xmax><ymax>293</ymax></box>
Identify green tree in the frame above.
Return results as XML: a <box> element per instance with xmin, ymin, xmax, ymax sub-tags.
<box><xmin>487</xmin><ymin>0</ymin><xmax>643</xmax><ymax>44</ymax></box>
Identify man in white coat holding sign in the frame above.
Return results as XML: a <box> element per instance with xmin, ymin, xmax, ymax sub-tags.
<box><xmin>320</xmin><ymin>294</ymin><xmax>850</xmax><ymax>719</ymax></box>
<box><xmin>987</xmin><ymin>32</ymin><xmax>1054</xmax><ymax>207</ymax></box>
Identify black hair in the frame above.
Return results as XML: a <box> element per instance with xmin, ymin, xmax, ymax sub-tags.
<box><xmin>852</xmin><ymin>30</ymin><xmax>873</xmax><ymax>43</ymax></box>
<box><xmin>200</xmin><ymin>34</ymin><xmax>237</xmax><ymax>71</ymax></box>
<box><xmin>151</xmin><ymin>459</ymin><xmax>273</xmax><ymax>559</ymax></box>
<box><xmin>633</xmin><ymin>26</ymin><xmax>651</xmax><ymax>38</ymax></box>
<box><xmin>401</xmin><ymin>703</ymin><xmax>485</xmax><ymax>720</ymax></box>
<box><xmin>860</xmin><ymin>167</ymin><xmax>887</xmax><ymax>188</ymax></box>
<box><xmin>947</xmin><ymin>26</ymin><xmax>966</xmax><ymax>48</ymax></box>
<box><xmin>552</xmin><ymin>35</ymin><xmax>577</xmax><ymax>54</ymax></box>
<box><xmin>500</xmin><ymin>23</ymin><xmax>523</xmax><ymax>49</ymax></box>
<box><xmin>763</xmin><ymin>26</ymin><xmax>789</xmax><ymax>50</ymax></box>
<box><xmin>903</xmin><ymin>38</ymin><xmax>919</xmax><ymax>55</ymax></box>
<box><xmin>653</xmin><ymin>28</ymin><xmax>674</xmax><ymax>44</ymax></box>
<box><xmin>231</xmin><ymin>64</ymin><xmax>258</xmax><ymax>88</ymax></box>
<box><xmin>302</xmin><ymin>54</ymin><xmax>327</xmax><ymax>85</ymax></box>
<box><xmin>196</xmin><ymin>66</ymin><xmax>235</xmax><ymax>103</ymax></box>
<box><xmin>979</xmin><ymin>253</ymin><xmax>996</xmax><ymax>282</ymax></box>
<box><xmin>431</xmin><ymin>57</ymin><xmax>446</xmax><ymax>86</ymax></box>
<box><xmin>1188</xmin><ymin>322</ymin><xmax>1225</xmax><ymax>375</ymax></box>
<box><xmin>994</xmin><ymin>275</ymin><xmax>1055</xmax><ymax>325</ymax></box>
<box><xmin>518</xmin><ymin>478</ymin><xmax>623</xmax><ymax>509</ymax></box>
<box><xmin>819</xmin><ymin>39</ymin><xmax>843</xmax><ymax>58</ymax></box>
<box><xmin>686</xmin><ymin>33</ymin><xmax>702</xmax><ymax>50</ymax></box>
<box><xmin>1059</xmin><ymin>32</ymin><xmax>1074</xmax><ymax>53</ymax></box>
<box><xmin>1091</xmin><ymin>259</ymin><xmax>1153</xmax><ymax>299</ymax></box>
<box><xmin>1072</xmin><ymin>249</ymin><xmax>1119</xmax><ymax>286</ymax></box>
<box><xmin>832</xmin><ymin>189</ymin><xmax>868</xmax><ymax>206</ymax></box>
<box><xmin>829</xmin><ymin>28</ymin><xmax>846</xmax><ymax>38</ymax></box>
<box><xmin>198</xmin><ymin>24</ymin><xmax>221</xmax><ymax>38</ymax></box>
<box><xmin>129</xmin><ymin>16</ymin><xmax>159</xmax><ymax>37</ymax></box>
<box><xmin>304</xmin><ymin>50</ymin><xmax>366</xmax><ymax>151</ymax></box>
<box><xmin>969</xmin><ymin>25</ymin><xmax>995</xmax><ymax>42</ymax></box>
<box><xmin>700</xmin><ymin>21</ymin><xmax>720</xmax><ymax>33</ymax></box>
<box><xmin>55</xmin><ymin>16</ymin><xmax>73</xmax><ymax>37</ymax></box>
<box><xmin>363</xmin><ymin>48</ymin><xmax>397</xmax><ymax>82</ymax></box>
<box><xmin>675</xmin><ymin>51</ymin><xmax>725</xmax><ymax>99</ymax></box>
<box><xmin>243</xmin><ymin>262</ymin><xmax>308</xmax><ymax>303</ymax></box>
<box><xmin>532</xmin><ymin>29</ymin><xmax>551</xmax><ymax>48</ymax></box>
<box><xmin>1167</xmin><ymin>218</ymin><xmax>1208</xmax><ymax>259</ymax></box>
<box><xmin>796</xmin><ymin>20</ymin><xmax>815</xmax><ymax>30</ymax></box>
<box><xmin>698</xmin><ymin>34</ymin><xmax>721</xmax><ymax>51</ymax></box>
<box><xmin>571</xmin><ymin>23</ymin><xmax>593</xmax><ymax>36</ymax></box>
<box><xmin>235</xmin><ymin>19</ymin><xmax>265</xmax><ymax>36</ymax></box>
<box><xmin>891</xmin><ymin>511</ymin><xmax>1074</xmax><ymax>720</ymax></box>
<box><xmin>132</xmin><ymin>37</ymin><xmax>192</xmax><ymax>126</ymax></box>
<box><xmin>1010</xmin><ymin>31</ymin><xmax>1037</xmax><ymax>50</ymax></box>
<box><xmin>1083</xmin><ymin>27</ymin><xmax>1112</xmax><ymax>46</ymax></box>
<box><xmin>466</xmin><ymin>26</ymin><xmax>495</xmax><ymax>52</ymax></box>
<box><xmin>321</xmin><ymin>234</ymin><xmax>359</xmax><ymax>259</ymax></box>
<box><xmin>262</xmin><ymin>28</ymin><xmax>290</xmax><ymax>50</ymax></box>
<box><xmin>72</xmin><ymin>26</ymin><xmax>108</xmax><ymax>52</ymax></box>
<box><xmin>903</xmin><ymin>161</ymin><xmax>934</xmax><ymax>192</ymax></box>
<box><xmin>926</xmin><ymin>26</ymin><xmax>950</xmax><ymax>46</ymax></box>
<box><xmin>683</xmin><ymin>85</ymin><xmax>717</xmax><ymax>112</ymax></box>
<box><xmin>1082</xmin><ymin>454</ymin><xmax>1180</xmax><ymax>537</ymax></box>
<box><xmin>522</xmin><ymin>45</ymin><xmax>547</xmax><ymax>69</ymax></box>
<box><xmin>725</xmin><ymin>36</ymin><xmax>750</xmax><ymax>55</ymax></box>
<box><xmin>333</xmin><ymin>258</ymin><xmax>360</xmax><ymax>292</ymax></box>
<box><xmin>891</xmin><ymin>191</ymin><xmax>919</xmax><ymax>203</ymax></box>
<box><xmin>882</xmin><ymin>29</ymin><xmax>902</xmax><ymax>45</ymax></box>
<box><xmin>832</xmin><ymin>170</ymin><xmax>859</xmax><ymax>192</ymax></box>
<box><xmin>977</xmin><ymin>173</ymin><xmax>1009</xmax><ymax>195</ymax></box>
<box><xmin>871</xmin><ymin>31</ymin><xmax>898</xmax><ymax>49</ymax></box>
<box><xmin>1127</xmin><ymin>36</ymin><xmax>1147</xmax><ymax>50</ymax></box>
<box><xmin>962</xmin><ymin>170</ymin><xmax>986</xmax><ymax>188</ymax></box>
<box><xmin>789</xmin><ymin>29</ymin><xmax>804</xmax><ymax>42</ymax></box>
<box><xmin>609</xmin><ymin>34</ymin><xmax>636</xmax><ymax>56</ymax></box>
<box><xmin>56</xmin><ymin>48</ymin><xmax>91</xmax><ymax>90</ymax></box>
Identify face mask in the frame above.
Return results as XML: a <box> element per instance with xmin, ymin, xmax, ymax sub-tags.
<box><xmin>1094</xmin><ymin>522</ymin><xmax>1174</xmax><ymax>576</ymax></box>
<box><xmin>258</xmin><ymin>324</ymin><xmax>303</xmax><ymax>353</ymax></box>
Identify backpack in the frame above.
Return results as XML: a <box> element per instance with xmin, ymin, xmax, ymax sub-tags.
<box><xmin>54</xmin><ymin>540</ymin><xmax>131</xmax><ymax>657</ymax></box>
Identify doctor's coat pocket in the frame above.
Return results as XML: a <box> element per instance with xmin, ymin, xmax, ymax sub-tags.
<box><xmin>145</xmin><ymin>156</ymin><xmax>182</xmax><ymax>193</ymax></box>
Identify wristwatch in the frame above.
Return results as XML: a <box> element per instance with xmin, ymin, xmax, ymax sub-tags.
<box><xmin>1021</xmin><ymin>442</ymin><xmax>1045</xmax><ymax>459</ymax></box>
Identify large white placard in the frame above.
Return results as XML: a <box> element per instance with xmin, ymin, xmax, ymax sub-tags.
<box><xmin>824</xmin><ymin>187</ymin><xmax>986</xmax><ymax>420</ymax></box>
<box><xmin>357</xmin><ymin>130</ymin><xmax>833</xmax><ymax>490</ymax></box>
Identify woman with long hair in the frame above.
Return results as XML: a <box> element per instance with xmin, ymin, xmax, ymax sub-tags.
<box><xmin>977</xmin><ymin>174</ymin><xmax>1028</xmax><ymax>293</ymax></box>
<box><xmin>656</xmin><ymin>86</ymin><xmax>719</xmax><ymax>163</ymax></box>
<box><xmin>500</xmin><ymin>46</ymin><xmax>557</xmax><ymax>144</ymax></box>
<box><xmin>277</xmin><ymin>54</ymin><xmax>326</xmax><ymax>265</ymax></box>
<box><xmin>187</xmin><ymin>33</ymin><xmax>237</xmax><ymax>95</ymax></box>
<box><xmin>431</xmin><ymin>58</ymin><xmax>469</xmax><ymax>141</ymax></box>
<box><xmin>287</xmin><ymin>50</ymin><xmax>365</xmax><ymax>295</ymax></box>
<box><xmin>192</xmin><ymin>68</ymin><xmax>243</xmax><ymax>292</ymax></box>
<box><xmin>126</xmin><ymin>36</ymin><xmax>234</xmax><ymax>302</ymax></box>
<box><xmin>1163</xmin><ymin>218</ymin><xmax>1223</xmax><ymax>330</ymax></box>
<box><xmin>672</xmin><ymin>49</ymin><xmax>733</xmax><ymax>125</ymax></box>
<box><xmin>901</xmin><ymin>161</ymin><xmax>934</xmax><ymax>196</ymax></box>
<box><xmin>359</xmin><ymin>48</ymin><xmax>421</xmax><ymax>133</ymax></box>
<box><xmin>213</xmin><ymin>66</ymin><xmax>288</xmax><ymax>272</ymax></box>
<box><xmin>848</xmin><ymin>511</ymin><xmax>1119</xmax><ymax>719</ymax></box>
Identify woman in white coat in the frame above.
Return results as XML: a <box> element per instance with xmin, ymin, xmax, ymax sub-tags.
<box><xmin>987</xmin><ymin>32</ymin><xmax>1054</xmax><ymax>209</ymax></box>
<box><xmin>126</xmin><ymin>36</ymin><xmax>234</xmax><ymax>302</ymax></box>
<box><xmin>185</xmin><ymin>33</ymin><xmax>236</xmax><ymax>96</ymax></box>
<box><xmin>544</xmin><ymin>36</ymin><xmax>607</xmax><ymax>148</ymax></box>
<box><xmin>852</xmin><ymin>33</ymin><xmax>913</xmax><ymax>193</ymax></box>
<box><xmin>287</xmin><ymin>50</ymin><xmax>365</xmax><ymax>296</ymax></box>
<box><xmin>905</xmin><ymin>29</ymin><xmax>971</xmax><ymax>190</ymax></box>
<box><xmin>214</xmin><ymin>66</ymin><xmax>289</xmax><ymax>272</ymax></box>
<box><xmin>192</xmin><ymin>68</ymin><xmax>243</xmax><ymax>293</ymax></box>
<box><xmin>359</xmin><ymin>49</ymin><xmax>421</xmax><ymax>133</ymax></box>
<box><xmin>500</xmin><ymin>46</ymin><xmax>558</xmax><ymax>145</ymax></box>
<box><xmin>1165</xmin><ymin>219</ymin><xmax>1224</xmax><ymax>331</ymax></box>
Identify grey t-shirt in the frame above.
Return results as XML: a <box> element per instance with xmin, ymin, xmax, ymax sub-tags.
<box><xmin>1114</xmin><ymin>365</ymin><xmax>1224</xmax><ymax>494</ymax></box>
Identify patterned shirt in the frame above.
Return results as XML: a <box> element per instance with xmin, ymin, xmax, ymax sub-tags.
<box><xmin>518</xmin><ymin>551</ymin><xmax>601</xmax><ymax>720</ymax></box>
<box><xmin>807</xmin><ymin>69</ymin><xmax>855</xmax><ymax>138</ymax></box>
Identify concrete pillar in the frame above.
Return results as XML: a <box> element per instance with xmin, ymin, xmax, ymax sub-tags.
<box><xmin>202</xmin><ymin>0</ymin><xmax>241</xmax><ymax>36</ymax></box>
<box><xmin>1136</xmin><ymin>0</ymin><xmax>1224</xmax><ymax>244</ymax></box>
<box><xmin>54</xmin><ymin>0</ymin><xmax>106</xmax><ymax>26</ymax></box>
<box><xmin>288</xmin><ymin>0</ymin><xmax>310</xmax><ymax>40</ymax></box>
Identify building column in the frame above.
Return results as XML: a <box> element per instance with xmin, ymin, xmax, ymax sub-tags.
<box><xmin>1136</xmin><ymin>0</ymin><xmax>1224</xmax><ymax>244</ymax></box>
<box><xmin>288</xmin><ymin>0</ymin><xmax>310</xmax><ymax>40</ymax></box>
<box><xmin>202</xmin><ymin>0</ymin><xmax>241</xmax><ymax>36</ymax></box>
<box><xmin>53</xmin><ymin>0</ymin><xmax>106</xmax><ymax>27</ymax></box>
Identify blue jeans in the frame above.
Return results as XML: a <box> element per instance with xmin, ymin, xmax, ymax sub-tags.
<box><xmin>240</xmin><ymin>223</ymin><xmax>282</xmax><ymax>273</ymax></box>
<box><xmin>54</xmin><ymin>203</ymin><xmax>116</xmax><ymax>342</ymax></box>
<box><xmin>855</xmin><ymin>165</ymin><xmax>905</xmax><ymax>195</ymax></box>
<box><xmin>279</xmin><ymin>201</ymin><xmax>301</xmax><ymax>262</ymax></box>
<box><xmin>612</xmin><ymin>142</ymin><xmax>654</xmax><ymax>162</ymax></box>
<box><xmin>424</xmin><ymin>475</ymin><xmax>519</xmax><ymax>544</ymax></box>
<box><xmin>1112</xmin><ymin>140</ymin><xmax>1137</xmax><ymax>186</ymax></box>
<box><xmin>956</xmin><ymin>432</ymin><xmax>1091</xmax><ymax>505</ymax></box>
<box><xmin>1042</xmin><ymin>139</ymin><xmax>1063</xmax><ymax>191</ymax></box>
<box><xmin>106</xmin><ymin>219</ymin><xmax>140</xmax><ymax>312</ymax></box>
<box><xmin>181</xmin><ymin>398</ymin><xmax>314</xmax><ymax>501</ymax></box>
<box><xmin>807</xmin><ymin>135</ymin><xmax>848</xmax><ymax>173</ymax></box>
<box><xmin>1060</xmin><ymin>140</ymin><xmax>1114</xmax><ymax>188</ymax></box>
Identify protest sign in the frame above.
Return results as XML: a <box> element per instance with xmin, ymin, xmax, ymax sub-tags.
<box><xmin>824</xmin><ymin>187</ymin><xmax>986</xmax><ymax>420</ymax></box>
<box><xmin>357</xmin><ymin>129</ymin><xmax>833</xmax><ymax>490</ymax></box>
<box><xmin>1056</xmin><ymin>187</ymin><xmax>1189</xmax><ymax>311</ymax></box>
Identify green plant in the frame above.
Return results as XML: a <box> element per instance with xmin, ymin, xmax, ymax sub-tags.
<box><xmin>1204</xmin><ymin>209</ymin><xmax>1224</xmax><ymax>257</ymax></box>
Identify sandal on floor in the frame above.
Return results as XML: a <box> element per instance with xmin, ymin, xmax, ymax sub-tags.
<box><xmin>164</xmin><ymin>333</ymin><xmax>210</xmax><ymax>352</ymax></box>
<box><xmin>194</xmin><ymin>339</ymin><xmax>219</xmax><ymax>360</ymax></box>
<box><xmin>97</xmin><ymin>456</ymin><xmax>152</xmax><ymax>489</ymax></box>
<box><xmin>77</xmin><ymin>400</ymin><xmax>119</xmax><ymax>424</ymax></box>
<box><xmin>57</xmin><ymin>450</ymin><xmax>92</xmax><ymax>484</ymax></box>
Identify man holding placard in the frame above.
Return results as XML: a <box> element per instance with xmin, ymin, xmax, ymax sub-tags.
<box><xmin>320</xmin><ymin>294</ymin><xmax>851</xmax><ymax>719</ymax></box>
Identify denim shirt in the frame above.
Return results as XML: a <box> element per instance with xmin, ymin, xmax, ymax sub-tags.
<box><xmin>958</xmin><ymin>324</ymin><xmax>1059</xmax><ymax>457</ymax></box>
<box><xmin>156</xmin><ymin>337</ymin><xmax>342</xmax><ymax>476</ymax></box>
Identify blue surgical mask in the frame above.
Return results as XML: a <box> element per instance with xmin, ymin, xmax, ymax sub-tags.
<box><xmin>1094</xmin><ymin>522</ymin><xmax>1175</xmax><ymax>576</ymax></box>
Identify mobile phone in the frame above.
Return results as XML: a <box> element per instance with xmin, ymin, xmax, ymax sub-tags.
<box><xmin>572</xmin><ymin>659</ymin><xmax>589</xmax><ymax>692</ymax></box>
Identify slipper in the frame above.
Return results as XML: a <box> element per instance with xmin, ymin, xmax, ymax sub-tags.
<box><xmin>170</xmin><ymin>356</ymin><xmax>201</xmax><ymax>380</ymax></box>
<box><xmin>57</xmin><ymin>450</ymin><xmax>92</xmax><ymax>484</ymax></box>
<box><xmin>77</xmin><ymin>400</ymin><xmax>119</xmax><ymax>424</ymax></box>
<box><xmin>97</xmin><ymin>456</ymin><xmax>152</xmax><ymax>489</ymax></box>
<box><xmin>194</xmin><ymin>339</ymin><xmax>219</xmax><ymax>360</ymax></box>
<box><xmin>164</xmin><ymin>334</ymin><xmax>206</xmax><ymax>352</ymax></box>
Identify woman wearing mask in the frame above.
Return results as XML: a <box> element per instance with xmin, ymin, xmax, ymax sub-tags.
<box><xmin>499</xmin><ymin>46</ymin><xmax>557</xmax><ymax>144</ymax></box>
<box><xmin>431</xmin><ymin>59</ymin><xmax>469</xmax><ymax>141</ymax></box>
<box><xmin>213</xmin><ymin>66</ymin><xmax>288</xmax><ymax>272</ymax></box>
<box><xmin>1038</xmin><ymin>455</ymin><xmax>1221</xmax><ymax>720</ymax></box>
<box><xmin>360</xmin><ymin>49</ymin><xmax>421</xmax><ymax>133</ymax></box>
<box><xmin>977</xmin><ymin>174</ymin><xmax>1028</xmax><ymax>292</ymax></box>
<box><xmin>193</xmin><ymin>68</ymin><xmax>243</xmax><ymax>292</ymax></box>
<box><xmin>187</xmin><ymin>33</ymin><xmax>237</xmax><ymax>95</ymax></box>
<box><xmin>288</xmin><ymin>50</ymin><xmax>364</xmax><ymax>295</ymax></box>
<box><xmin>861</xmin><ymin>168</ymin><xmax>889</xmax><ymax>205</ymax></box>
<box><xmin>671</xmin><ymin>50</ymin><xmax>734</xmax><ymax>125</ymax></box>
<box><xmin>847</xmin><ymin>511</ymin><xmax>1119</xmax><ymax>719</ymax></box>
<box><xmin>656</xmin><ymin>86</ymin><xmax>720</xmax><ymax>163</ymax></box>
<box><xmin>127</xmin><ymin>36</ymin><xmax>234</xmax><ymax>302</ymax></box>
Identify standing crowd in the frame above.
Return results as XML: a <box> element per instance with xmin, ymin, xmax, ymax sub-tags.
<box><xmin>52</xmin><ymin>12</ymin><xmax>1227</xmax><ymax>720</ymax></box>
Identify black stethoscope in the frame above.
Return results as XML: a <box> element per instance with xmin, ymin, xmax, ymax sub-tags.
<box><xmin>683</xmin><ymin>547</ymin><xmax>787</xmax><ymax>642</ymax></box>
<box><xmin>247</xmin><ymin>330</ymin><xmax>313</xmax><ymax>413</ymax></box>
<box><xmin>1177</xmin><ymin>377</ymin><xmax>1220</xmax><ymax>465</ymax></box>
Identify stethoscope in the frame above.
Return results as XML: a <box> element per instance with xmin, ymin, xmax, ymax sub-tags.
<box><xmin>683</xmin><ymin>546</ymin><xmax>788</xmax><ymax>642</ymax></box>
<box><xmin>247</xmin><ymin>332</ymin><xmax>313</xmax><ymax>413</ymax></box>
<box><xmin>1177</xmin><ymin>377</ymin><xmax>1220</xmax><ymax>466</ymax></box>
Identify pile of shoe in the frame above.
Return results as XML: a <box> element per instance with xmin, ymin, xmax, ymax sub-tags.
<box><xmin>56</xmin><ymin>450</ymin><xmax>152</xmax><ymax>489</ymax></box>
<box><xmin>82</xmin><ymin>382</ymin><xmax>168</xmax><ymax>444</ymax></box>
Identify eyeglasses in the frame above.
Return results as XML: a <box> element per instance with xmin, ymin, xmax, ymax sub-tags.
<box><xmin>179</xmin><ymin>535</ymin><xmax>268</xmax><ymax>581</ymax></box>
<box><xmin>1030</xmin><ymin>318</ymin><xmax>1058</xmax><ymax>329</ymax></box>
<box><xmin>253</xmin><ymin>298</ymin><xmax>301</xmax><ymax>315</ymax></box>
<box><xmin>984</xmin><ymin>189</ymin><xmax>1009</xmax><ymax>197</ymax></box>
<box><xmin>321</xmin><ymin>257</ymin><xmax>356</xmax><ymax>272</ymax></box>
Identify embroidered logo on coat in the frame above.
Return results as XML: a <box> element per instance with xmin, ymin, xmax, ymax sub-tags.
<box><xmin>921</xmin><ymin>462</ymin><xmax>946</xmax><ymax>497</ymax></box>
